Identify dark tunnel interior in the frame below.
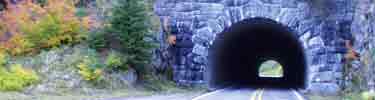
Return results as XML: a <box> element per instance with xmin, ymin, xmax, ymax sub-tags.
<box><xmin>208</xmin><ymin>17</ymin><xmax>307</xmax><ymax>89</ymax></box>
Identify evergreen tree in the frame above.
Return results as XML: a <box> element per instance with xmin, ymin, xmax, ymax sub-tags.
<box><xmin>108</xmin><ymin>0</ymin><xmax>154</xmax><ymax>80</ymax></box>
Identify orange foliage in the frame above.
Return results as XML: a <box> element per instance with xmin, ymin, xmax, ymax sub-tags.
<box><xmin>0</xmin><ymin>33</ymin><xmax>33</xmax><ymax>55</ymax></box>
<box><xmin>0</xmin><ymin>0</ymin><xmax>90</xmax><ymax>56</ymax></box>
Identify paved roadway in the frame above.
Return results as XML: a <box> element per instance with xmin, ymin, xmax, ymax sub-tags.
<box><xmin>192</xmin><ymin>88</ymin><xmax>306</xmax><ymax>100</ymax></box>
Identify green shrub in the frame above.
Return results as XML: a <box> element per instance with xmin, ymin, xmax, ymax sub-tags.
<box><xmin>76</xmin><ymin>49</ymin><xmax>104</xmax><ymax>84</ymax></box>
<box><xmin>0</xmin><ymin>64</ymin><xmax>39</xmax><ymax>91</ymax></box>
<box><xmin>0</xmin><ymin>51</ymin><xmax>9</xmax><ymax>66</ymax></box>
<box><xmin>0</xmin><ymin>52</ymin><xmax>39</xmax><ymax>91</ymax></box>
<box><xmin>108</xmin><ymin>0</ymin><xmax>154</xmax><ymax>79</ymax></box>
<box><xmin>77</xmin><ymin>59</ymin><xmax>103</xmax><ymax>82</ymax></box>
<box><xmin>105</xmin><ymin>51</ymin><xmax>128</xmax><ymax>71</ymax></box>
<box><xmin>24</xmin><ymin>13</ymin><xmax>88</xmax><ymax>49</ymax></box>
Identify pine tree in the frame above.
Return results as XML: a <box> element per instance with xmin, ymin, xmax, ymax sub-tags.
<box><xmin>108</xmin><ymin>0</ymin><xmax>154</xmax><ymax>80</ymax></box>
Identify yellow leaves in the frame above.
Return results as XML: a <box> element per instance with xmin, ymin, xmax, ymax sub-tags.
<box><xmin>0</xmin><ymin>51</ymin><xmax>7</xmax><ymax>65</ymax></box>
<box><xmin>46</xmin><ymin>34</ymin><xmax>73</xmax><ymax>48</ymax></box>
<box><xmin>0</xmin><ymin>22</ymin><xmax>5</xmax><ymax>36</ymax></box>
<box><xmin>77</xmin><ymin>62</ymin><xmax>91</xmax><ymax>80</ymax></box>
<box><xmin>0</xmin><ymin>64</ymin><xmax>39</xmax><ymax>91</ymax></box>
<box><xmin>77</xmin><ymin>59</ymin><xmax>103</xmax><ymax>81</ymax></box>
<box><xmin>81</xmin><ymin>16</ymin><xmax>91</xmax><ymax>29</ymax></box>
<box><xmin>94</xmin><ymin>69</ymin><xmax>102</xmax><ymax>75</ymax></box>
<box><xmin>45</xmin><ymin>0</ymin><xmax>77</xmax><ymax>17</ymax></box>
<box><xmin>0</xmin><ymin>33</ymin><xmax>33</xmax><ymax>56</ymax></box>
<box><xmin>9</xmin><ymin>34</ymin><xmax>32</xmax><ymax>51</ymax></box>
<box><xmin>11</xmin><ymin>64</ymin><xmax>29</xmax><ymax>77</ymax></box>
<box><xmin>79</xmin><ymin>68</ymin><xmax>102</xmax><ymax>81</ymax></box>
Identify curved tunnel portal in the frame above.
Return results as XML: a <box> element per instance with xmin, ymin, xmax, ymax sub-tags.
<box><xmin>209</xmin><ymin>17</ymin><xmax>306</xmax><ymax>89</ymax></box>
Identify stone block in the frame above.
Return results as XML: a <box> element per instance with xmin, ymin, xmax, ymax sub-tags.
<box><xmin>192</xmin><ymin>27</ymin><xmax>215</xmax><ymax>45</ymax></box>
<box><xmin>308</xmin><ymin>36</ymin><xmax>325</xmax><ymax>49</ymax></box>
<box><xmin>318</xmin><ymin>65</ymin><xmax>333</xmax><ymax>72</ymax></box>
<box><xmin>326</xmin><ymin>53</ymin><xmax>343</xmax><ymax>64</ymax></box>
<box><xmin>222</xmin><ymin>0</ymin><xmax>251</xmax><ymax>7</ymax></box>
<box><xmin>259</xmin><ymin>0</ymin><xmax>281</xmax><ymax>4</ymax></box>
<box><xmin>281</xmin><ymin>0</ymin><xmax>298</xmax><ymax>8</ymax></box>
<box><xmin>309</xmin><ymin>83</ymin><xmax>341</xmax><ymax>95</ymax></box>
<box><xmin>194</xmin><ymin>55</ymin><xmax>208</xmax><ymax>64</ymax></box>
<box><xmin>333</xmin><ymin>63</ymin><xmax>343</xmax><ymax>72</ymax></box>
<box><xmin>193</xmin><ymin>44</ymin><xmax>208</xmax><ymax>56</ymax></box>
<box><xmin>207</xmin><ymin>19</ymin><xmax>224</xmax><ymax>34</ymax></box>
<box><xmin>312</xmin><ymin>71</ymin><xmax>335</xmax><ymax>82</ymax></box>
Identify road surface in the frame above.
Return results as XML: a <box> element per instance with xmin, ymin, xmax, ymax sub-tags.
<box><xmin>192</xmin><ymin>88</ymin><xmax>306</xmax><ymax>100</ymax></box>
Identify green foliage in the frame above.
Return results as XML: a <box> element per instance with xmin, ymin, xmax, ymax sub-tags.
<box><xmin>35</xmin><ymin>0</ymin><xmax>48</xmax><ymax>6</ymax></box>
<box><xmin>142</xmin><ymin>75</ymin><xmax>177</xmax><ymax>91</ymax></box>
<box><xmin>76</xmin><ymin>7</ymin><xmax>89</xmax><ymax>18</ymax></box>
<box><xmin>0</xmin><ymin>52</ymin><xmax>39</xmax><ymax>91</ymax></box>
<box><xmin>24</xmin><ymin>13</ymin><xmax>88</xmax><ymax>49</ymax></box>
<box><xmin>0</xmin><ymin>64</ymin><xmax>39</xmax><ymax>91</ymax></box>
<box><xmin>76</xmin><ymin>49</ymin><xmax>104</xmax><ymax>83</ymax></box>
<box><xmin>77</xmin><ymin>59</ymin><xmax>103</xmax><ymax>82</ymax></box>
<box><xmin>94</xmin><ymin>0</ymin><xmax>119</xmax><ymax>21</ymax></box>
<box><xmin>0</xmin><ymin>51</ymin><xmax>9</xmax><ymax>66</ymax></box>
<box><xmin>108</xmin><ymin>0</ymin><xmax>154</xmax><ymax>77</ymax></box>
<box><xmin>105</xmin><ymin>51</ymin><xmax>128</xmax><ymax>71</ymax></box>
<box><xmin>88</xmin><ymin>30</ymin><xmax>108</xmax><ymax>50</ymax></box>
<box><xmin>362</xmin><ymin>91</ymin><xmax>375</xmax><ymax>100</ymax></box>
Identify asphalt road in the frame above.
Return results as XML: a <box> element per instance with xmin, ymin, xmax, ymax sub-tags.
<box><xmin>192</xmin><ymin>88</ymin><xmax>306</xmax><ymax>100</ymax></box>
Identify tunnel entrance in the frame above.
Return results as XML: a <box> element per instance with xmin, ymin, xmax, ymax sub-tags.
<box><xmin>208</xmin><ymin>17</ymin><xmax>306</xmax><ymax>89</ymax></box>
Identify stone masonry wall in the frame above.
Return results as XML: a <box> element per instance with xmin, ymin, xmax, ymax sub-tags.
<box><xmin>351</xmin><ymin>0</ymin><xmax>375</xmax><ymax>92</ymax></box>
<box><xmin>154</xmin><ymin>0</ymin><xmax>356</xmax><ymax>94</ymax></box>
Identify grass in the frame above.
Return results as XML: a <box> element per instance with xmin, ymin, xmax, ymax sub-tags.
<box><xmin>305</xmin><ymin>94</ymin><xmax>341</xmax><ymax>100</ymax></box>
<box><xmin>0</xmin><ymin>89</ymin><xmax>151</xmax><ymax>100</ymax></box>
<box><xmin>342</xmin><ymin>92</ymin><xmax>363</xmax><ymax>100</ymax></box>
<box><xmin>306</xmin><ymin>91</ymin><xmax>375</xmax><ymax>100</ymax></box>
<box><xmin>0</xmin><ymin>78</ymin><xmax>198</xmax><ymax>100</ymax></box>
<box><xmin>0</xmin><ymin>87</ymin><xmax>199</xmax><ymax>100</ymax></box>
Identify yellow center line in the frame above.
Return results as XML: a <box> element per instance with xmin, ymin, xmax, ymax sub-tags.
<box><xmin>250</xmin><ymin>88</ymin><xmax>264</xmax><ymax>100</ymax></box>
<box><xmin>258</xmin><ymin>88</ymin><xmax>264</xmax><ymax>100</ymax></box>
<box><xmin>250</xmin><ymin>88</ymin><xmax>260</xmax><ymax>100</ymax></box>
<box><xmin>292</xmin><ymin>89</ymin><xmax>305</xmax><ymax>100</ymax></box>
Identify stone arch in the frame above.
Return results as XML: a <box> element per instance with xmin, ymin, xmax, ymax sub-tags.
<box><xmin>208</xmin><ymin>17</ymin><xmax>307</xmax><ymax>89</ymax></box>
<box><xmin>154</xmin><ymin>0</ymin><xmax>348</xmax><ymax>94</ymax></box>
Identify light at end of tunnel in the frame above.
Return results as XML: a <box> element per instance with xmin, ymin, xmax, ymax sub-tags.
<box><xmin>258</xmin><ymin>60</ymin><xmax>284</xmax><ymax>78</ymax></box>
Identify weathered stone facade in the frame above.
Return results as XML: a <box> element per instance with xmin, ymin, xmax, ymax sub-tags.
<box><xmin>153</xmin><ymin>0</ymin><xmax>374</xmax><ymax>94</ymax></box>
<box><xmin>351</xmin><ymin>0</ymin><xmax>375</xmax><ymax>93</ymax></box>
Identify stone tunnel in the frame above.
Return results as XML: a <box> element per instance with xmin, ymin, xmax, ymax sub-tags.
<box><xmin>153</xmin><ymin>0</ymin><xmax>375</xmax><ymax>94</ymax></box>
<box><xmin>208</xmin><ymin>17</ymin><xmax>306</xmax><ymax>89</ymax></box>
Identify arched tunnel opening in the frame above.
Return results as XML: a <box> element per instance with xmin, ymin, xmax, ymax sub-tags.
<box><xmin>208</xmin><ymin>17</ymin><xmax>307</xmax><ymax>89</ymax></box>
